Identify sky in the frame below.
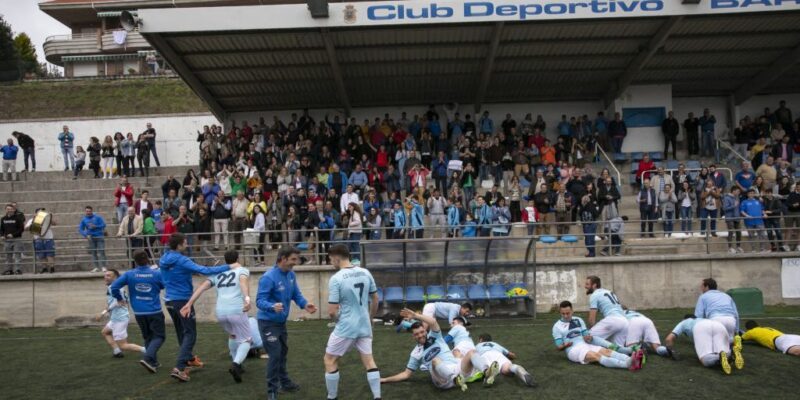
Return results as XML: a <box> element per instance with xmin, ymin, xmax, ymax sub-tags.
<box><xmin>0</xmin><ymin>0</ymin><xmax>70</xmax><ymax>66</ymax></box>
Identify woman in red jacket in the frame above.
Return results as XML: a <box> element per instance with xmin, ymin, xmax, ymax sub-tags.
<box><xmin>114</xmin><ymin>177</ymin><xmax>134</xmax><ymax>223</ymax></box>
<box><xmin>635</xmin><ymin>153</ymin><xmax>655</xmax><ymax>187</ymax></box>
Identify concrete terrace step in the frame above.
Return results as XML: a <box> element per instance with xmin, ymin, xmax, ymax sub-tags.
<box><xmin>0</xmin><ymin>187</ymin><xmax>162</xmax><ymax>203</ymax></box>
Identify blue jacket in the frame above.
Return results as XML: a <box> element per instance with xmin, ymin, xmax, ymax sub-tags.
<box><xmin>58</xmin><ymin>131</ymin><xmax>74</xmax><ymax>148</ymax></box>
<box><xmin>159</xmin><ymin>250</ymin><xmax>229</xmax><ymax>301</ymax></box>
<box><xmin>0</xmin><ymin>145</ymin><xmax>18</xmax><ymax>160</ymax></box>
<box><xmin>740</xmin><ymin>198</ymin><xmax>764</xmax><ymax>228</ymax></box>
<box><xmin>462</xmin><ymin>220</ymin><xmax>477</xmax><ymax>237</ymax></box>
<box><xmin>78</xmin><ymin>214</ymin><xmax>106</xmax><ymax>238</ymax></box>
<box><xmin>722</xmin><ymin>194</ymin><xmax>739</xmax><ymax>219</ymax></box>
<box><xmin>256</xmin><ymin>265</ymin><xmax>308</xmax><ymax>323</ymax></box>
<box><xmin>447</xmin><ymin>206</ymin><xmax>461</xmax><ymax>228</ymax></box>
<box><xmin>431</xmin><ymin>158</ymin><xmax>449</xmax><ymax>178</ymax></box>
<box><xmin>328</xmin><ymin>171</ymin><xmax>349</xmax><ymax>193</ymax></box>
<box><xmin>699</xmin><ymin>116</ymin><xmax>716</xmax><ymax>133</ymax></box>
<box><xmin>479</xmin><ymin>117</ymin><xmax>494</xmax><ymax>133</ymax></box>
<box><xmin>410</xmin><ymin>202</ymin><xmax>425</xmax><ymax>230</ymax></box>
<box><xmin>349</xmin><ymin>171</ymin><xmax>368</xmax><ymax>188</ymax></box>
<box><xmin>392</xmin><ymin>209</ymin><xmax>407</xmax><ymax>231</ymax></box>
<box><xmin>110</xmin><ymin>266</ymin><xmax>164</xmax><ymax>315</ymax></box>
<box><xmin>477</xmin><ymin>204</ymin><xmax>493</xmax><ymax>226</ymax></box>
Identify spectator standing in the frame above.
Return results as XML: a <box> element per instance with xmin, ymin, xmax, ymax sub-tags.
<box><xmin>479</xmin><ymin>111</ymin><xmax>494</xmax><ymax>135</ymax></box>
<box><xmin>522</xmin><ymin>199</ymin><xmax>538</xmax><ymax>236</ymax></box>
<box><xmin>740</xmin><ymin>189</ymin><xmax>767</xmax><ymax>252</ymax></box>
<box><xmin>699</xmin><ymin>109</ymin><xmax>717</xmax><ymax>158</ymax></box>
<box><xmin>662</xmin><ymin>111</ymin><xmax>680</xmax><ymax>160</ymax></box>
<box><xmin>635</xmin><ymin>153</ymin><xmax>655</xmax><ymax>187</ymax></box>
<box><xmin>756</xmin><ymin>156</ymin><xmax>777</xmax><ymax>191</ymax></box>
<box><xmin>366</xmin><ymin>207</ymin><xmax>382</xmax><ymax>240</ymax></box>
<box><xmin>637</xmin><ymin>178</ymin><xmax>657</xmax><ymax>237</ymax></box>
<box><xmin>79</xmin><ymin>206</ymin><xmax>107</xmax><ymax>272</ymax></box>
<box><xmin>576</xmin><ymin>195</ymin><xmax>600</xmax><ymax>257</ymax></box>
<box><xmin>762</xmin><ymin>189</ymin><xmax>787</xmax><ymax>252</ymax></box>
<box><xmin>608</xmin><ymin>112</ymin><xmax>627</xmax><ymax>153</ymax></box>
<box><xmin>391</xmin><ymin>201</ymin><xmax>406</xmax><ymax>239</ymax></box>
<box><xmin>58</xmin><ymin>125</ymin><xmax>75</xmax><ymax>171</ymax></box>
<box><xmin>162</xmin><ymin>175</ymin><xmax>181</xmax><ymax>202</ymax></box>
<box><xmin>88</xmin><ymin>137</ymin><xmax>101</xmax><ymax>178</ymax></box>
<box><xmin>723</xmin><ymin>187</ymin><xmax>743</xmax><ymax>254</ymax></box>
<box><xmin>339</xmin><ymin>184</ymin><xmax>360</xmax><ymax>214</ymax></box>
<box><xmin>786</xmin><ymin>184</ymin><xmax>800</xmax><ymax>251</ymax></box>
<box><xmin>553</xmin><ymin>185</ymin><xmax>573</xmax><ymax>238</ymax></box>
<box><xmin>426</xmin><ymin>189</ymin><xmax>448</xmax><ymax>238</ymax></box>
<box><xmin>684</xmin><ymin>112</ymin><xmax>700</xmax><ymax>156</ymax></box>
<box><xmin>12</xmin><ymin>131</ymin><xmax>34</xmax><ymax>172</ymax></box>
<box><xmin>1</xmin><ymin>203</ymin><xmax>24</xmax><ymax>275</ymax></box>
<box><xmin>659</xmin><ymin>184</ymin><xmax>677</xmax><ymax>237</ymax></box>
<box><xmin>121</xmin><ymin>132</ymin><xmax>136</xmax><ymax>177</ymax></box>
<box><xmin>431</xmin><ymin>151</ymin><xmax>449</xmax><ymax>194</ymax></box>
<box><xmin>408</xmin><ymin>197</ymin><xmax>425</xmax><ymax>239</ymax></box>
<box><xmin>699</xmin><ymin>180</ymin><xmax>721</xmax><ymax>237</ymax></box>
<box><xmin>491</xmin><ymin>197</ymin><xmax>511</xmax><ymax>236</ymax></box>
<box><xmin>114</xmin><ymin>132</ymin><xmax>125</xmax><ymax>177</ymax></box>
<box><xmin>101</xmin><ymin>135</ymin><xmax>115</xmax><ymax>179</ymax></box>
<box><xmin>134</xmin><ymin>190</ymin><xmax>154</xmax><ymax>217</ymax></box>
<box><xmin>32</xmin><ymin>207</ymin><xmax>56</xmax><ymax>274</ymax></box>
<box><xmin>475</xmin><ymin>195</ymin><xmax>493</xmax><ymax>237</ymax></box>
<box><xmin>136</xmin><ymin>131</ymin><xmax>151</xmax><ymax>177</ymax></box>
<box><xmin>114</xmin><ymin>177</ymin><xmax>134</xmax><ymax>224</ymax></box>
<box><xmin>211</xmin><ymin>192</ymin><xmax>231</xmax><ymax>250</ymax></box>
<box><xmin>734</xmin><ymin>162</ymin><xmax>755</xmax><ymax>193</ymax></box>
<box><xmin>775</xmin><ymin>100</ymin><xmax>794</xmax><ymax>136</ymax></box>
<box><xmin>534</xmin><ymin>184</ymin><xmax>553</xmax><ymax>235</ymax></box>
<box><xmin>143</xmin><ymin>122</ymin><xmax>161</xmax><ymax>167</ymax></box>
<box><xmin>0</xmin><ymin>138</ymin><xmax>18</xmax><ymax>181</ymax></box>
<box><xmin>117</xmin><ymin>207</ymin><xmax>143</xmax><ymax>266</ymax></box>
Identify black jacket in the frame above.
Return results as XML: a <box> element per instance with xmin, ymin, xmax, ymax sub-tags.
<box><xmin>1</xmin><ymin>211</ymin><xmax>25</xmax><ymax>238</ymax></box>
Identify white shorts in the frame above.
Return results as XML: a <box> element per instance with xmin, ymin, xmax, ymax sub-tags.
<box><xmin>693</xmin><ymin>319</ymin><xmax>730</xmax><ymax>361</ymax></box>
<box><xmin>624</xmin><ymin>316</ymin><xmax>661</xmax><ymax>346</ymax></box>
<box><xmin>567</xmin><ymin>342</ymin><xmax>604</xmax><ymax>364</ymax></box>
<box><xmin>422</xmin><ymin>303</ymin><xmax>437</xmax><ymax>319</ymax></box>
<box><xmin>590</xmin><ymin>315</ymin><xmax>629</xmax><ymax>345</ymax></box>
<box><xmin>218</xmin><ymin>312</ymin><xmax>252</xmax><ymax>343</ymax></box>
<box><xmin>325</xmin><ymin>333</ymin><xmax>373</xmax><ymax>357</ymax></box>
<box><xmin>105</xmin><ymin>320</ymin><xmax>129</xmax><ymax>341</ymax></box>
<box><xmin>775</xmin><ymin>334</ymin><xmax>800</xmax><ymax>354</ymax></box>
<box><xmin>454</xmin><ymin>340</ymin><xmax>476</xmax><ymax>356</ymax></box>
<box><xmin>481</xmin><ymin>350</ymin><xmax>512</xmax><ymax>370</ymax></box>
<box><xmin>430</xmin><ymin>360</ymin><xmax>460</xmax><ymax>389</ymax></box>
<box><xmin>711</xmin><ymin>315</ymin><xmax>737</xmax><ymax>339</ymax></box>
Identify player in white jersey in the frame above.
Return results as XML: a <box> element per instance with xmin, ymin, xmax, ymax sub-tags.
<box><xmin>382</xmin><ymin>308</ymin><xmax>500</xmax><ymax>391</ymax></box>
<box><xmin>422</xmin><ymin>301</ymin><xmax>473</xmax><ymax>327</ymax></box>
<box><xmin>552</xmin><ymin>301</ymin><xmax>643</xmax><ymax>371</ymax></box>
<box><xmin>664</xmin><ymin>315</ymin><xmax>740</xmax><ymax>375</ymax></box>
<box><xmin>446</xmin><ymin>316</ymin><xmax>476</xmax><ymax>357</ymax></box>
<box><xmin>97</xmin><ymin>269</ymin><xmax>145</xmax><ymax>358</ymax></box>
<box><xmin>181</xmin><ymin>251</ymin><xmax>251</xmax><ymax>383</ymax></box>
<box><xmin>621</xmin><ymin>310</ymin><xmax>676</xmax><ymax>360</ymax></box>
<box><xmin>474</xmin><ymin>334</ymin><xmax>537</xmax><ymax>387</ymax></box>
<box><xmin>585</xmin><ymin>275</ymin><xmax>630</xmax><ymax>347</ymax></box>
<box><xmin>323</xmin><ymin>245</ymin><xmax>382</xmax><ymax>400</ymax></box>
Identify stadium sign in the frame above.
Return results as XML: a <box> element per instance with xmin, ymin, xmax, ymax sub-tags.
<box><xmin>139</xmin><ymin>0</ymin><xmax>800</xmax><ymax>33</ymax></box>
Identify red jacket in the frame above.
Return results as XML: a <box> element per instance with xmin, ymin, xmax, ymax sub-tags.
<box><xmin>160</xmin><ymin>216</ymin><xmax>176</xmax><ymax>245</ymax></box>
<box><xmin>114</xmin><ymin>184</ymin><xmax>134</xmax><ymax>206</ymax></box>
<box><xmin>522</xmin><ymin>206</ymin><xmax>539</xmax><ymax>223</ymax></box>
<box><xmin>637</xmin><ymin>160</ymin><xmax>655</xmax><ymax>181</ymax></box>
<box><xmin>134</xmin><ymin>199</ymin><xmax>153</xmax><ymax>216</ymax></box>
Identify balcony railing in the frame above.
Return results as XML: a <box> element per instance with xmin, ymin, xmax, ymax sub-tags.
<box><xmin>43</xmin><ymin>31</ymin><xmax>150</xmax><ymax>65</ymax></box>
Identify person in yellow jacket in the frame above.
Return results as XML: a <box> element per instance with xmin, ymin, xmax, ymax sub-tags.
<box><xmin>742</xmin><ymin>320</ymin><xmax>800</xmax><ymax>356</ymax></box>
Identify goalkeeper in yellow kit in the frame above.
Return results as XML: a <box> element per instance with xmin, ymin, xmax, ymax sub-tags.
<box><xmin>742</xmin><ymin>321</ymin><xmax>800</xmax><ymax>357</ymax></box>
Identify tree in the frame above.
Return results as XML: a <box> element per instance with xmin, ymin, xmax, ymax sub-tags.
<box><xmin>14</xmin><ymin>32</ymin><xmax>42</xmax><ymax>76</ymax></box>
<box><xmin>0</xmin><ymin>14</ymin><xmax>20</xmax><ymax>81</ymax></box>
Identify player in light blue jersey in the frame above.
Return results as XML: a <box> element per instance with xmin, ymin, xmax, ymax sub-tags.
<box><xmin>382</xmin><ymin>308</ymin><xmax>500</xmax><ymax>391</ymax></box>
<box><xmin>474</xmin><ymin>334</ymin><xmax>536</xmax><ymax>388</ymax></box>
<box><xmin>422</xmin><ymin>301</ymin><xmax>473</xmax><ymax>327</ymax></box>
<box><xmin>664</xmin><ymin>314</ymin><xmax>740</xmax><ymax>375</ymax></box>
<box><xmin>447</xmin><ymin>316</ymin><xmax>475</xmax><ymax>357</ymax></box>
<box><xmin>97</xmin><ymin>269</ymin><xmax>145</xmax><ymax>358</ymax></box>
<box><xmin>695</xmin><ymin>278</ymin><xmax>742</xmax><ymax>350</ymax></box>
<box><xmin>323</xmin><ymin>245</ymin><xmax>381</xmax><ymax>400</ymax></box>
<box><xmin>552</xmin><ymin>301</ymin><xmax>642</xmax><ymax>371</ymax></box>
<box><xmin>622</xmin><ymin>309</ymin><xmax>675</xmax><ymax>360</ymax></box>
<box><xmin>181</xmin><ymin>251</ymin><xmax>252</xmax><ymax>383</ymax></box>
<box><xmin>585</xmin><ymin>275</ymin><xmax>631</xmax><ymax>349</ymax></box>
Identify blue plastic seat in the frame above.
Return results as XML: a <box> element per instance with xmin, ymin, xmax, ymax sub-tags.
<box><xmin>488</xmin><ymin>284</ymin><xmax>507</xmax><ymax>300</ymax></box>
<box><xmin>666</xmin><ymin>160</ymin><xmax>679</xmax><ymax>170</ymax></box>
<box><xmin>654</xmin><ymin>161</ymin><xmax>663</xmax><ymax>169</ymax></box>
<box><xmin>296</xmin><ymin>242</ymin><xmax>309</xmax><ymax>251</ymax></box>
<box><xmin>632</xmin><ymin>152</ymin><xmax>644</xmax><ymax>162</ymax></box>
<box><xmin>560</xmin><ymin>235</ymin><xmax>578</xmax><ymax>243</ymax></box>
<box><xmin>468</xmin><ymin>284</ymin><xmax>489</xmax><ymax>301</ymax></box>
<box><xmin>630</xmin><ymin>163</ymin><xmax>638</xmax><ymax>173</ymax></box>
<box><xmin>540</xmin><ymin>235</ymin><xmax>557</xmax><ymax>244</ymax></box>
<box><xmin>376</xmin><ymin>288</ymin><xmax>384</xmax><ymax>304</ymax></box>
<box><xmin>426</xmin><ymin>285</ymin><xmax>446</xmax><ymax>302</ymax></box>
<box><xmin>447</xmin><ymin>284</ymin><xmax>467</xmax><ymax>300</ymax></box>
<box><xmin>613</xmin><ymin>153</ymin><xmax>627</xmax><ymax>162</ymax></box>
<box><xmin>405</xmin><ymin>286</ymin><xmax>425</xmax><ymax>303</ymax></box>
<box><xmin>384</xmin><ymin>286</ymin><xmax>404</xmax><ymax>304</ymax></box>
<box><xmin>649</xmin><ymin>152</ymin><xmax>663</xmax><ymax>161</ymax></box>
<box><xmin>686</xmin><ymin>160</ymin><xmax>701</xmax><ymax>170</ymax></box>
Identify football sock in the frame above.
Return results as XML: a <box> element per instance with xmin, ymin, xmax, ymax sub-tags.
<box><xmin>367</xmin><ymin>369</ymin><xmax>381</xmax><ymax>399</ymax></box>
<box><xmin>599</xmin><ymin>355</ymin><xmax>629</xmax><ymax>369</ymax></box>
<box><xmin>656</xmin><ymin>346</ymin><xmax>670</xmax><ymax>357</ymax></box>
<box><xmin>610</xmin><ymin>351</ymin><xmax>631</xmax><ymax>362</ymax></box>
<box><xmin>509</xmin><ymin>364</ymin><xmax>520</xmax><ymax>375</ymax></box>
<box><xmin>234</xmin><ymin>342</ymin><xmax>251</xmax><ymax>365</ymax></box>
<box><xmin>140</xmin><ymin>347</ymin><xmax>146</xmax><ymax>354</ymax></box>
<box><xmin>112</xmin><ymin>347</ymin><xmax>122</xmax><ymax>355</ymax></box>
<box><xmin>325</xmin><ymin>370</ymin><xmax>340</xmax><ymax>399</ymax></box>
<box><xmin>228</xmin><ymin>339</ymin><xmax>238</xmax><ymax>360</ymax></box>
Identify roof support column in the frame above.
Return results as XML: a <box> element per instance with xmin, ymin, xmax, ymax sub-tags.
<box><xmin>733</xmin><ymin>42</ymin><xmax>800</xmax><ymax>105</ymax></box>
<box><xmin>321</xmin><ymin>28</ymin><xmax>352</xmax><ymax>117</ymax></box>
<box><xmin>142</xmin><ymin>33</ymin><xmax>227</xmax><ymax>121</ymax></box>
<box><xmin>474</xmin><ymin>22</ymin><xmax>504</xmax><ymax>114</ymax></box>
<box><xmin>602</xmin><ymin>16</ymin><xmax>683</xmax><ymax>109</ymax></box>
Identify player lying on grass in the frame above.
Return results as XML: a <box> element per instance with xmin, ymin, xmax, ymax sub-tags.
<box><xmin>621</xmin><ymin>309</ymin><xmax>677</xmax><ymax>360</ymax></box>
<box><xmin>180</xmin><ymin>250</ymin><xmax>251</xmax><ymax>383</ymax></box>
<box><xmin>381</xmin><ymin>308</ymin><xmax>501</xmax><ymax>391</ymax></box>
<box><xmin>474</xmin><ymin>334</ymin><xmax>537</xmax><ymax>388</ymax></box>
<box><xmin>98</xmin><ymin>269</ymin><xmax>145</xmax><ymax>359</ymax></box>
<box><xmin>664</xmin><ymin>315</ymin><xmax>744</xmax><ymax>375</ymax></box>
<box><xmin>397</xmin><ymin>301</ymin><xmax>472</xmax><ymax>332</ymax></box>
<box><xmin>742</xmin><ymin>320</ymin><xmax>800</xmax><ymax>357</ymax></box>
<box><xmin>552</xmin><ymin>300</ymin><xmax>644</xmax><ymax>371</ymax></box>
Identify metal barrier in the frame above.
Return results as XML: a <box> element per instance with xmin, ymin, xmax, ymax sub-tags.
<box><xmin>595</xmin><ymin>143</ymin><xmax>622</xmax><ymax>188</ymax></box>
<box><xmin>717</xmin><ymin>137</ymin><xmax>749</xmax><ymax>165</ymax></box>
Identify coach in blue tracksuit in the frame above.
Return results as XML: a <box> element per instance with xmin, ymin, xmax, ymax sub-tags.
<box><xmin>110</xmin><ymin>250</ymin><xmax>165</xmax><ymax>373</ymax></box>
<box><xmin>256</xmin><ymin>247</ymin><xmax>317</xmax><ymax>399</ymax></box>
<box><xmin>160</xmin><ymin>233</ymin><xmax>230</xmax><ymax>381</ymax></box>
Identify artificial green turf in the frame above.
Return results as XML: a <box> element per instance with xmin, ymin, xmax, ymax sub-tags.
<box><xmin>1</xmin><ymin>308</ymin><xmax>799</xmax><ymax>400</ymax></box>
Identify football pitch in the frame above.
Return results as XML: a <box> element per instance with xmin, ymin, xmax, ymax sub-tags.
<box><xmin>2</xmin><ymin>308</ymin><xmax>799</xmax><ymax>400</ymax></box>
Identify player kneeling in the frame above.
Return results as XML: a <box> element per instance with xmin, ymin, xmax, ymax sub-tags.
<box><xmin>475</xmin><ymin>334</ymin><xmax>536</xmax><ymax>388</ymax></box>
<box><xmin>664</xmin><ymin>315</ymin><xmax>743</xmax><ymax>375</ymax></box>
<box><xmin>552</xmin><ymin>301</ymin><xmax>643</xmax><ymax>371</ymax></box>
<box><xmin>181</xmin><ymin>250</ymin><xmax>251</xmax><ymax>383</ymax></box>
<box><xmin>382</xmin><ymin>309</ymin><xmax>498</xmax><ymax>391</ymax></box>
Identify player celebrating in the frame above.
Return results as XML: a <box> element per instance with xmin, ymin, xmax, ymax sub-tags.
<box><xmin>180</xmin><ymin>250</ymin><xmax>252</xmax><ymax>383</ymax></box>
<box><xmin>160</xmin><ymin>233</ymin><xmax>231</xmax><ymax>382</ymax></box>
<box><xmin>694</xmin><ymin>278</ymin><xmax>741</xmax><ymax>341</ymax></box>
<box><xmin>382</xmin><ymin>308</ymin><xmax>499</xmax><ymax>391</ymax></box>
<box><xmin>742</xmin><ymin>320</ymin><xmax>800</xmax><ymax>357</ymax></box>
<box><xmin>323</xmin><ymin>244</ymin><xmax>381</xmax><ymax>400</ymax></box>
<box><xmin>446</xmin><ymin>316</ymin><xmax>475</xmax><ymax>357</ymax></box>
<box><xmin>552</xmin><ymin>301</ymin><xmax>642</xmax><ymax>371</ymax></box>
<box><xmin>664</xmin><ymin>315</ymin><xmax>743</xmax><ymax>374</ymax></box>
<box><xmin>622</xmin><ymin>309</ymin><xmax>675</xmax><ymax>359</ymax></box>
<box><xmin>422</xmin><ymin>301</ymin><xmax>473</xmax><ymax>327</ymax></box>
<box><xmin>585</xmin><ymin>276</ymin><xmax>629</xmax><ymax>346</ymax></box>
<box><xmin>475</xmin><ymin>334</ymin><xmax>537</xmax><ymax>388</ymax></box>
<box><xmin>98</xmin><ymin>269</ymin><xmax>145</xmax><ymax>358</ymax></box>
<box><xmin>109</xmin><ymin>251</ymin><xmax>166</xmax><ymax>373</ymax></box>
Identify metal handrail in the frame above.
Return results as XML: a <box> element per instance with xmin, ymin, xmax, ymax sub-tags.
<box><xmin>716</xmin><ymin>137</ymin><xmax>748</xmax><ymax>164</ymax></box>
<box><xmin>595</xmin><ymin>144</ymin><xmax>623</xmax><ymax>187</ymax></box>
<box><xmin>44</xmin><ymin>33</ymin><xmax>98</xmax><ymax>42</ymax></box>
